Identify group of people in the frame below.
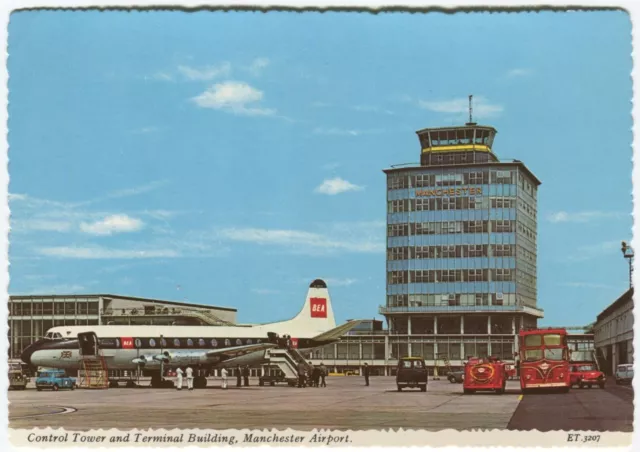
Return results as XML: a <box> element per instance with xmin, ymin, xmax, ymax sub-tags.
<box><xmin>174</xmin><ymin>366</ymin><xmax>194</xmax><ymax>390</ymax></box>
<box><xmin>296</xmin><ymin>361</ymin><xmax>328</xmax><ymax>388</ymax></box>
<box><xmin>218</xmin><ymin>365</ymin><xmax>250</xmax><ymax>389</ymax></box>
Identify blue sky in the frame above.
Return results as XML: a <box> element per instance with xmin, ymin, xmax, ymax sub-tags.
<box><xmin>7</xmin><ymin>10</ymin><xmax>632</xmax><ymax>327</ymax></box>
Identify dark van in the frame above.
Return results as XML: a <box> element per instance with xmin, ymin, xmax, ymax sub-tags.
<box><xmin>396</xmin><ymin>357</ymin><xmax>428</xmax><ymax>392</ymax></box>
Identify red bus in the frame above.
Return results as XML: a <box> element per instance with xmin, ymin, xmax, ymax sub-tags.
<box><xmin>518</xmin><ymin>328</ymin><xmax>571</xmax><ymax>393</ymax></box>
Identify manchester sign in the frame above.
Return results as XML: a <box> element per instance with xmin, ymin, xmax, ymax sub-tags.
<box><xmin>415</xmin><ymin>187</ymin><xmax>483</xmax><ymax>197</ymax></box>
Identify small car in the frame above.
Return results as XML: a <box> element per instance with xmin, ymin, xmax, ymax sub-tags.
<box><xmin>35</xmin><ymin>369</ymin><xmax>76</xmax><ymax>391</ymax></box>
<box><xmin>396</xmin><ymin>356</ymin><xmax>428</xmax><ymax>392</ymax></box>
<box><xmin>570</xmin><ymin>363</ymin><xmax>606</xmax><ymax>389</ymax></box>
<box><xmin>447</xmin><ymin>370</ymin><xmax>464</xmax><ymax>383</ymax></box>
<box><xmin>615</xmin><ymin>364</ymin><xmax>634</xmax><ymax>385</ymax></box>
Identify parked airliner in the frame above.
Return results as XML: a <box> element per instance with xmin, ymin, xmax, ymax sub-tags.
<box><xmin>21</xmin><ymin>279</ymin><xmax>361</xmax><ymax>388</ymax></box>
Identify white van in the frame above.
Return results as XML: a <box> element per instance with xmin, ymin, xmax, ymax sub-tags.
<box><xmin>615</xmin><ymin>364</ymin><xmax>634</xmax><ymax>385</ymax></box>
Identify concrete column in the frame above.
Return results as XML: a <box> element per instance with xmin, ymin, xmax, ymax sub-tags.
<box><xmin>359</xmin><ymin>343</ymin><xmax>363</xmax><ymax>362</ymax></box>
<box><xmin>434</xmin><ymin>316</ymin><xmax>438</xmax><ymax>335</ymax></box>
<box><xmin>408</xmin><ymin>342</ymin><xmax>412</xmax><ymax>357</ymax></box>
<box><xmin>487</xmin><ymin>341</ymin><xmax>492</xmax><ymax>357</ymax></box>
<box><xmin>512</xmin><ymin>316</ymin><xmax>516</xmax><ymax>334</ymax></box>
<box><xmin>384</xmin><ymin>335</ymin><xmax>390</xmax><ymax>367</ymax></box>
<box><xmin>460</xmin><ymin>316</ymin><xmax>465</xmax><ymax>334</ymax></box>
<box><xmin>408</xmin><ymin>316</ymin><xmax>412</xmax><ymax>335</ymax></box>
<box><xmin>487</xmin><ymin>315</ymin><xmax>492</xmax><ymax>334</ymax></box>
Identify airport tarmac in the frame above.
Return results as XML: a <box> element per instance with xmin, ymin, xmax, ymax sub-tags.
<box><xmin>8</xmin><ymin>377</ymin><xmax>633</xmax><ymax>431</ymax></box>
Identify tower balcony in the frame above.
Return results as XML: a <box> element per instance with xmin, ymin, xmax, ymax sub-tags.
<box><xmin>379</xmin><ymin>304</ymin><xmax>544</xmax><ymax>317</ymax></box>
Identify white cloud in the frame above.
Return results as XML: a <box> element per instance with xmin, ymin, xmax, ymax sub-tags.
<box><xmin>418</xmin><ymin>96</ymin><xmax>504</xmax><ymax>118</ymax></box>
<box><xmin>324</xmin><ymin>278</ymin><xmax>358</xmax><ymax>287</ymax></box>
<box><xmin>352</xmin><ymin>105</ymin><xmax>395</xmax><ymax>115</ymax></box>
<box><xmin>191</xmin><ymin>81</ymin><xmax>276</xmax><ymax>116</ymax></box>
<box><xmin>80</xmin><ymin>214</ymin><xmax>144</xmax><ymax>236</ymax></box>
<box><xmin>248</xmin><ymin>58</ymin><xmax>270</xmax><ymax>76</ymax></box>
<box><xmin>11</xmin><ymin>219</ymin><xmax>72</xmax><ymax>233</ymax></box>
<box><xmin>131</xmin><ymin>126</ymin><xmax>159</xmax><ymax>134</ymax></box>
<box><xmin>565</xmin><ymin>240</ymin><xmax>622</xmax><ymax>262</ymax></box>
<box><xmin>311</xmin><ymin>101</ymin><xmax>332</xmax><ymax>108</ymax></box>
<box><xmin>37</xmin><ymin>246</ymin><xmax>180</xmax><ymax>259</ymax></box>
<box><xmin>178</xmin><ymin>63</ymin><xmax>231</xmax><ymax>81</ymax></box>
<box><xmin>20</xmin><ymin>284</ymin><xmax>87</xmax><ymax>295</ymax></box>
<box><xmin>314</xmin><ymin>177</ymin><xmax>364</xmax><ymax>195</ymax></box>
<box><xmin>218</xmin><ymin>225</ymin><xmax>383</xmax><ymax>255</ymax></box>
<box><xmin>506</xmin><ymin>68</ymin><xmax>532</xmax><ymax>78</ymax></box>
<box><xmin>251</xmin><ymin>288</ymin><xmax>280</xmax><ymax>295</ymax></box>
<box><xmin>313</xmin><ymin>127</ymin><xmax>382</xmax><ymax>137</ymax></box>
<box><xmin>560</xmin><ymin>282</ymin><xmax>618</xmax><ymax>289</ymax></box>
<box><xmin>547</xmin><ymin>211</ymin><xmax>627</xmax><ymax>223</ymax></box>
<box><xmin>147</xmin><ymin>72</ymin><xmax>174</xmax><ymax>82</ymax></box>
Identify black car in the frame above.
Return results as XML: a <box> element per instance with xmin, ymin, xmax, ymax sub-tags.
<box><xmin>447</xmin><ymin>370</ymin><xmax>464</xmax><ymax>383</ymax></box>
<box><xmin>396</xmin><ymin>357</ymin><xmax>428</xmax><ymax>392</ymax></box>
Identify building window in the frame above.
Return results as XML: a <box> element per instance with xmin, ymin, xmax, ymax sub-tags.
<box><xmin>495</xmin><ymin>269</ymin><xmax>513</xmax><ymax>281</ymax></box>
<box><xmin>441</xmin><ymin>245</ymin><xmax>457</xmax><ymax>258</ymax></box>
<box><xmin>442</xmin><ymin>197</ymin><xmax>456</xmax><ymax>210</ymax></box>
<box><xmin>442</xmin><ymin>221</ymin><xmax>461</xmax><ymax>234</ymax></box>
<box><xmin>494</xmin><ymin>244</ymin><xmax>513</xmax><ymax>257</ymax></box>
<box><xmin>467</xmin><ymin>220</ymin><xmax>485</xmax><ymax>233</ymax></box>
<box><xmin>468</xmin><ymin>244</ymin><xmax>485</xmax><ymax>257</ymax></box>
<box><xmin>494</xmin><ymin>220</ymin><xmax>513</xmax><ymax>233</ymax></box>
<box><xmin>468</xmin><ymin>171</ymin><xmax>485</xmax><ymax>184</ymax></box>
<box><xmin>468</xmin><ymin>269</ymin><xmax>484</xmax><ymax>282</ymax></box>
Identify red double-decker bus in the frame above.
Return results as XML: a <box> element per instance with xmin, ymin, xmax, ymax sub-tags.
<box><xmin>518</xmin><ymin>328</ymin><xmax>571</xmax><ymax>393</ymax></box>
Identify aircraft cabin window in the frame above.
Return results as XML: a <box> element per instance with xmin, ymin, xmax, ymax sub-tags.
<box><xmin>246</xmin><ymin>339</ymin><xmax>252</xmax><ymax>345</ymax></box>
<box><xmin>173</xmin><ymin>339</ymin><xmax>180</xmax><ymax>347</ymax></box>
<box><xmin>187</xmin><ymin>339</ymin><xmax>193</xmax><ymax>347</ymax></box>
<box><xmin>257</xmin><ymin>339</ymin><xmax>261</xmax><ymax>344</ymax></box>
<box><xmin>198</xmin><ymin>339</ymin><xmax>205</xmax><ymax>347</ymax></box>
<box><xmin>149</xmin><ymin>339</ymin><xmax>156</xmax><ymax>347</ymax></box>
<box><xmin>211</xmin><ymin>339</ymin><xmax>218</xmax><ymax>347</ymax></box>
<box><xmin>225</xmin><ymin>339</ymin><xmax>231</xmax><ymax>346</ymax></box>
<box><xmin>160</xmin><ymin>338</ymin><xmax>167</xmax><ymax>347</ymax></box>
<box><xmin>235</xmin><ymin>339</ymin><xmax>242</xmax><ymax>346</ymax></box>
<box><xmin>135</xmin><ymin>339</ymin><xmax>142</xmax><ymax>348</ymax></box>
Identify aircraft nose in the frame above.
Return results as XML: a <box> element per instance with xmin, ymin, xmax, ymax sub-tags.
<box><xmin>20</xmin><ymin>339</ymin><xmax>45</xmax><ymax>368</ymax></box>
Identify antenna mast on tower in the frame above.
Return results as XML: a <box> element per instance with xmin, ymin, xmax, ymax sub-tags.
<box><xmin>468</xmin><ymin>94</ymin><xmax>473</xmax><ymax>123</ymax></box>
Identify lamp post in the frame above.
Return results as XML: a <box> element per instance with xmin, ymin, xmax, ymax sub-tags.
<box><xmin>621</xmin><ymin>241</ymin><xmax>634</xmax><ymax>289</ymax></box>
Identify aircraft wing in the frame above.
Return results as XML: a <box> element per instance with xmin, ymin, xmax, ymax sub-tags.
<box><xmin>311</xmin><ymin>319</ymin><xmax>363</xmax><ymax>342</ymax></box>
<box><xmin>205</xmin><ymin>342</ymin><xmax>276</xmax><ymax>360</ymax></box>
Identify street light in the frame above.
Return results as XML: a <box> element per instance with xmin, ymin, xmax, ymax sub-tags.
<box><xmin>621</xmin><ymin>241</ymin><xmax>634</xmax><ymax>289</ymax></box>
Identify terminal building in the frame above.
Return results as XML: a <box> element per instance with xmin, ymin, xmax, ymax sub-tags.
<box><xmin>8</xmin><ymin>294</ymin><xmax>237</xmax><ymax>361</ymax></box>
<box><xmin>593</xmin><ymin>287</ymin><xmax>634</xmax><ymax>375</ymax></box>
<box><xmin>379</xmin><ymin>120</ymin><xmax>543</xmax><ymax>371</ymax></box>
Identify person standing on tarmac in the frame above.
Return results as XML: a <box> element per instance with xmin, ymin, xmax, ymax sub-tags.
<box><xmin>363</xmin><ymin>363</ymin><xmax>370</xmax><ymax>386</ymax></box>
<box><xmin>319</xmin><ymin>362</ymin><xmax>327</xmax><ymax>387</ymax></box>
<box><xmin>236</xmin><ymin>366</ymin><xmax>242</xmax><ymax>387</ymax></box>
<box><xmin>176</xmin><ymin>367</ymin><xmax>184</xmax><ymax>390</ymax></box>
<box><xmin>312</xmin><ymin>365</ymin><xmax>321</xmax><ymax>387</ymax></box>
<box><xmin>186</xmin><ymin>366</ymin><xmax>194</xmax><ymax>391</ymax></box>
<box><xmin>243</xmin><ymin>366</ymin><xmax>250</xmax><ymax>386</ymax></box>
<box><xmin>297</xmin><ymin>361</ymin><xmax>307</xmax><ymax>388</ymax></box>
<box><xmin>221</xmin><ymin>367</ymin><xmax>228</xmax><ymax>389</ymax></box>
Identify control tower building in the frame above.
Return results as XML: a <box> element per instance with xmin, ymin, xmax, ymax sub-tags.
<box><xmin>381</xmin><ymin>109</ymin><xmax>543</xmax><ymax>369</ymax></box>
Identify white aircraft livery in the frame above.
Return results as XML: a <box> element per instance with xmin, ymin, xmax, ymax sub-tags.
<box><xmin>21</xmin><ymin>279</ymin><xmax>361</xmax><ymax>388</ymax></box>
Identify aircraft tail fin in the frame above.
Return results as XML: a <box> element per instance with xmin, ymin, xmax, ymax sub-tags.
<box><xmin>289</xmin><ymin>279</ymin><xmax>336</xmax><ymax>333</ymax></box>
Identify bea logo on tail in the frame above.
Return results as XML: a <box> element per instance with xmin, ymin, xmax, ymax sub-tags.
<box><xmin>310</xmin><ymin>298</ymin><xmax>327</xmax><ymax>318</ymax></box>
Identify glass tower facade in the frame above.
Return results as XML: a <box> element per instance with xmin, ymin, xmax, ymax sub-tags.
<box><xmin>380</xmin><ymin>123</ymin><xmax>543</xmax><ymax>368</ymax></box>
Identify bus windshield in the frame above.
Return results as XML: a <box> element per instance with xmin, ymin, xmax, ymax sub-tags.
<box><xmin>544</xmin><ymin>348</ymin><xmax>564</xmax><ymax>361</ymax></box>
<box><xmin>543</xmin><ymin>334</ymin><xmax>563</xmax><ymax>346</ymax></box>
<box><xmin>524</xmin><ymin>350</ymin><xmax>543</xmax><ymax>361</ymax></box>
<box><xmin>524</xmin><ymin>335</ymin><xmax>542</xmax><ymax>347</ymax></box>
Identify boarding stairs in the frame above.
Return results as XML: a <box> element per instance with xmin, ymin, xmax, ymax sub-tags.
<box><xmin>264</xmin><ymin>348</ymin><xmax>314</xmax><ymax>380</ymax></box>
<box><xmin>76</xmin><ymin>355</ymin><xmax>109</xmax><ymax>389</ymax></box>
<box><xmin>76</xmin><ymin>331</ymin><xmax>109</xmax><ymax>389</ymax></box>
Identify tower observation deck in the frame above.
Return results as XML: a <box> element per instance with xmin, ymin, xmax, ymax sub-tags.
<box><xmin>417</xmin><ymin>124</ymin><xmax>499</xmax><ymax>167</ymax></box>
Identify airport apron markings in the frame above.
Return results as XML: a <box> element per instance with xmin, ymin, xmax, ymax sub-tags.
<box><xmin>10</xmin><ymin>406</ymin><xmax>77</xmax><ymax>420</ymax></box>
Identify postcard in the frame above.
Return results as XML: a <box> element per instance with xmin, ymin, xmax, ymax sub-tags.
<box><xmin>2</xmin><ymin>1</ymin><xmax>636</xmax><ymax>449</ymax></box>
